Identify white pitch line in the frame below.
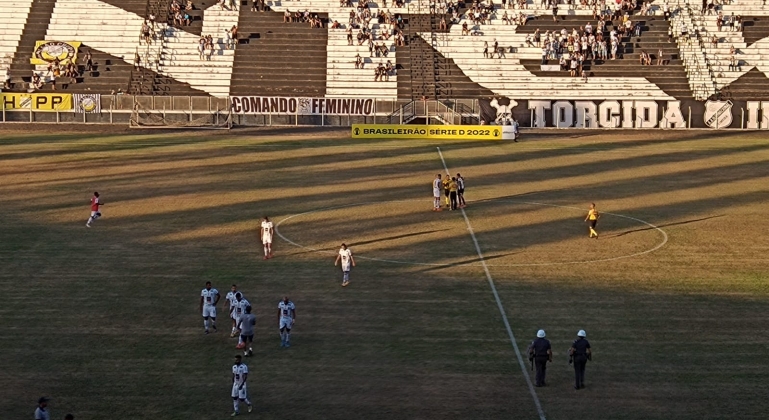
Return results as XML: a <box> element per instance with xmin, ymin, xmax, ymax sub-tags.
<box><xmin>437</xmin><ymin>147</ymin><xmax>547</xmax><ymax>420</ymax></box>
<box><xmin>275</xmin><ymin>200</ymin><xmax>668</xmax><ymax>268</ymax></box>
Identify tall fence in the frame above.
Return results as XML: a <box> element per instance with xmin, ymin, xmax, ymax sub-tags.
<box><xmin>0</xmin><ymin>95</ymin><xmax>480</xmax><ymax>126</ymax></box>
<box><xmin>0</xmin><ymin>95</ymin><xmax>766</xmax><ymax>129</ymax></box>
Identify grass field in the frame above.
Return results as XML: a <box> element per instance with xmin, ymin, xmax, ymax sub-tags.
<box><xmin>2</xmin><ymin>128</ymin><xmax>768</xmax><ymax>420</ymax></box>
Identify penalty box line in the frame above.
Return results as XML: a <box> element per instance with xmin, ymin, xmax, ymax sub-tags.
<box><xmin>437</xmin><ymin>147</ymin><xmax>547</xmax><ymax>420</ymax></box>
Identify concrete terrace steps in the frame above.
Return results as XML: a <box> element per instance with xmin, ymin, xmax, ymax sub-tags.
<box><xmin>229</xmin><ymin>9</ymin><xmax>329</xmax><ymax>96</ymax></box>
<box><xmin>0</xmin><ymin>0</ymin><xmax>34</xmax><ymax>83</ymax></box>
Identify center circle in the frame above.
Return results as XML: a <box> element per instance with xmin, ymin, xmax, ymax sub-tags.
<box><xmin>275</xmin><ymin>199</ymin><xmax>668</xmax><ymax>267</ymax></box>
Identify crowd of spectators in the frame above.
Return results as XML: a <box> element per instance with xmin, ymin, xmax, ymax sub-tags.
<box><xmin>28</xmin><ymin>51</ymin><xmax>90</xmax><ymax>92</ymax></box>
<box><xmin>284</xmin><ymin>9</ymin><xmax>326</xmax><ymax>28</ymax></box>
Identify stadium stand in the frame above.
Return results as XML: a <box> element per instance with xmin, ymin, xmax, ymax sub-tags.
<box><xmin>0</xmin><ymin>0</ymin><xmax>34</xmax><ymax>86</ymax></box>
<box><xmin>158</xmin><ymin>6</ymin><xmax>239</xmax><ymax>96</ymax></box>
<box><xmin>427</xmin><ymin>2</ymin><xmax>677</xmax><ymax>100</ymax></box>
<box><xmin>262</xmin><ymin>0</ymin><xmax>410</xmax><ymax>99</ymax></box>
<box><xmin>3</xmin><ymin>0</ymin><xmax>769</xmax><ymax>103</ymax></box>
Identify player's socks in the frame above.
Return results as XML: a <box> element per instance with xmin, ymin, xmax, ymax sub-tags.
<box><xmin>204</xmin><ymin>319</ymin><xmax>209</xmax><ymax>330</ymax></box>
<box><xmin>233</xmin><ymin>400</ymin><xmax>239</xmax><ymax>413</ymax></box>
<box><xmin>244</xmin><ymin>398</ymin><xmax>252</xmax><ymax>406</ymax></box>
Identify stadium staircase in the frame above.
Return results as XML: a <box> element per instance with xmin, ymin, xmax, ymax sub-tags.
<box><xmin>398</xmin><ymin>0</ymin><xmax>494</xmax><ymax>99</ymax></box>
<box><xmin>229</xmin><ymin>7</ymin><xmax>328</xmax><ymax>96</ymax></box>
<box><xmin>7</xmin><ymin>0</ymin><xmax>60</xmax><ymax>91</ymax></box>
<box><xmin>403</xmin><ymin>13</ymin><xmax>437</xmax><ymax>99</ymax></box>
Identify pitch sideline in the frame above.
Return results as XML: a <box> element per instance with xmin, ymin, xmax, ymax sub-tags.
<box><xmin>437</xmin><ymin>147</ymin><xmax>547</xmax><ymax>420</ymax></box>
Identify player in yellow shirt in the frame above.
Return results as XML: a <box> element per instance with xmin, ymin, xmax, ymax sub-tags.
<box><xmin>584</xmin><ymin>203</ymin><xmax>600</xmax><ymax>238</ymax></box>
<box><xmin>449</xmin><ymin>177</ymin><xmax>459</xmax><ymax>210</ymax></box>
<box><xmin>442</xmin><ymin>176</ymin><xmax>451</xmax><ymax>208</ymax></box>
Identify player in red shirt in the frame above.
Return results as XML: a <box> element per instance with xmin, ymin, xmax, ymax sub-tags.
<box><xmin>86</xmin><ymin>192</ymin><xmax>103</xmax><ymax>227</ymax></box>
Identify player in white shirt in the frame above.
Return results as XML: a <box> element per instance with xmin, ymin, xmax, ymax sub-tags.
<box><xmin>432</xmin><ymin>174</ymin><xmax>442</xmax><ymax>211</ymax></box>
<box><xmin>231</xmin><ymin>355</ymin><xmax>253</xmax><ymax>416</ymax></box>
<box><xmin>334</xmin><ymin>243</ymin><xmax>356</xmax><ymax>287</ymax></box>
<box><xmin>260</xmin><ymin>216</ymin><xmax>274</xmax><ymax>259</ymax></box>
<box><xmin>277</xmin><ymin>296</ymin><xmax>296</xmax><ymax>347</ymax></box>
<box><xmin>199</xmin><ymin>281</ymin><xmax>220</xmax><ymax>334</ymax></box>
<box><xmin>233</xmin><ymin>293</ymin><xmax>250</xmax><ymax>345</ymax></box>
<box><xmin>225</xmin><ymin>285</ymin><xmax>240</xmax><ymax>337</ymax></box>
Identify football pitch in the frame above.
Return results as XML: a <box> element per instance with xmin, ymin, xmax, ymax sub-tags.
<box><xmin>1</xmin><ymin>128</ymin><xmax>768</xmax><ymax>420</ymax></box>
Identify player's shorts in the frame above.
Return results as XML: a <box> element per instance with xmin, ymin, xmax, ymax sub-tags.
<box><xmin>279</xmin><ymin>317</ymin><xmax>293</xmax><ymax>330</ymax></box>
<box><xmin>231</xmin><ymin>383</ymin><xmax>248</xmax><ymax>399</ymax></box>
<box><xmin>589</xmin><ymin>220</ymin><xmax>597</xmax><ymax>229</ymax></box>
<box><xmin>433</xmin><ymin>188</ymin><xmax>441</xmax><ymax>198</ymax></box>
<box><xmin>341</xmin><ymin>264</ymin><xmax>351</xmax><ymax>273</ymax></box>
<box><xmin>263</xmin><ymin>235</ymin><xmax>273</xmax><ymax>245</ymax></box>
<box><xmin>444</xmin><ymin>189</ymin><xmax>450</xmax><ymax>197</ymax></box>
<box><xmin>240</xmin><ymin>334</ymin><xmax>254</xmax><ymax>343</ymax></box>
<box><xmin>90</xmin><ymin>211</ymin><xmax>102</xmax><ymax>218</ymax></box>
<box><xmin>458</xmin><ymin>188</ymin><xmax>465</xmax><ymax>195</ymax></box>
<box><xmin>230</xmin><ymin>310</ymin><xmax>238</xmax><ymax>320</ymax></box>
<box><xmin>202</xmin><ymin>305</ymin><xmax>216</xmax><ymax>318</ymax></box>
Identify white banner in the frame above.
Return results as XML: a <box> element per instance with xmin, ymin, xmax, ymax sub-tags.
<box><xmin>73</xmin><ymin>93</ymin><xmax>101</xmax><ymax>113</ymax></box>
<box><xmin>230</xmin><ymin>96</ymin><xmax>376</xmax><ymax>116</ymax></box>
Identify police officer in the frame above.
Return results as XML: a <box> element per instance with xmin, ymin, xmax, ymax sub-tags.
<box><xmin>528</xmin><ymin>329</ymin><xmax>552</xmax><ymax>387</ymax></box>
<box><xmin>569</xmin><ymin>329</ymin><xmax>592</xmax><ymax>390</ymax></box>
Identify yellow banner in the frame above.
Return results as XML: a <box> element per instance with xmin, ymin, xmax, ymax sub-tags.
<box><xmin>30</xmin><ymin>41</ymin><xmax>81</xmax><ymax>65</ymax></box>
<box><xmin>352</xmin><ymin>124</ymin><xmax>503</xmax><ymax>140</ymax></box>
<box><xmin>1</xmin><ymin>93</ymin><xmax>73</xmax><ymax>111</ymax></box>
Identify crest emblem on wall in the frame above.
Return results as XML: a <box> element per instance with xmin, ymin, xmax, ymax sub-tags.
<box><xmin>704</xmin><ymin>100</ymin><xmax>734</xmax><ymax>129</ymax></box>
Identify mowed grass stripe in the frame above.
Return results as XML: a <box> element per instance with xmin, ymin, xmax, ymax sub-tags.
<box><xmin>2</xmin><ymin>130</ymin><xmax>768</xmax><ymax>420</ymax></box>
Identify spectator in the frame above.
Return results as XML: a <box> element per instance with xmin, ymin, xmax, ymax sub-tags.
<box><xmin>483</xmin><ymin>41</ymin><xmax>489</xmax><ymax>58</ymax></box>
<box><xmin>657</xmin><ymin>48</ymin><xmax>664</xmax><ymax>65</ymax></box>
<box><xmin>355</xmin><ymin>53</ymin><xmax>363</xmax><ymax>69</ymax></box>
<box><xmin>284</xmin><ymin>10</ymin><xmax>291</xmax><ymax>22</ymax></box>
<box><xmin>35</xmin><ymin>397</ymin><xmax>50</xmax><ymax>420</ymax></box>
<box><xmin>461</xmin><ymin>22</ymin><xmax>469</xmax><ymax>35</ymax></box>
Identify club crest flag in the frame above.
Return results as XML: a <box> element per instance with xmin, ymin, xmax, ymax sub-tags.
<box><xmin>30</xmin><ymin>41</ymin><xmax>81</xmax><ymax>65</ymax></box>
<box><xmin>74</xmin><ymin>94</ymin><xmax>101</xmax><ymax>113</ymax></box>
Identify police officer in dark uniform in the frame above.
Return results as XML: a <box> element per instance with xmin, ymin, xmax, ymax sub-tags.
<box><xmin>569</xmin><ymin>329</ymin><xmax>592</xmax><ymax>390</ymax></box>
<box><xmin>528</xmin><ymin>329</ymin><xmax>552</xmax><ymax>387</ymax></box>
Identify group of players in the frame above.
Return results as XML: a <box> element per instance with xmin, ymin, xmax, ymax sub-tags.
<box><xmin>428</xmin><ymin>177</ymin><xmax>603</xmax><ymax>239</ymax></box>
<box><xmin>432</xmin><ymin>173</ymin><xmax>466</xmax><ymax>211</ymax></box>
<box><xmin>197</xmin><ymin>217</ymin><xmax>355</xmax><ymax>416</ymax></box>
<box><xmin>200</xmin><ymin>281</ymin><xmax>297</xmax><ymax>416</ymax></box>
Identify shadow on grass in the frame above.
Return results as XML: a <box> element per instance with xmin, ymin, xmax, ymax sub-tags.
<box><xmin>611</xmin><ymin>215</ymin><xmax>726</xmax><ymax>237</ymax></box>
